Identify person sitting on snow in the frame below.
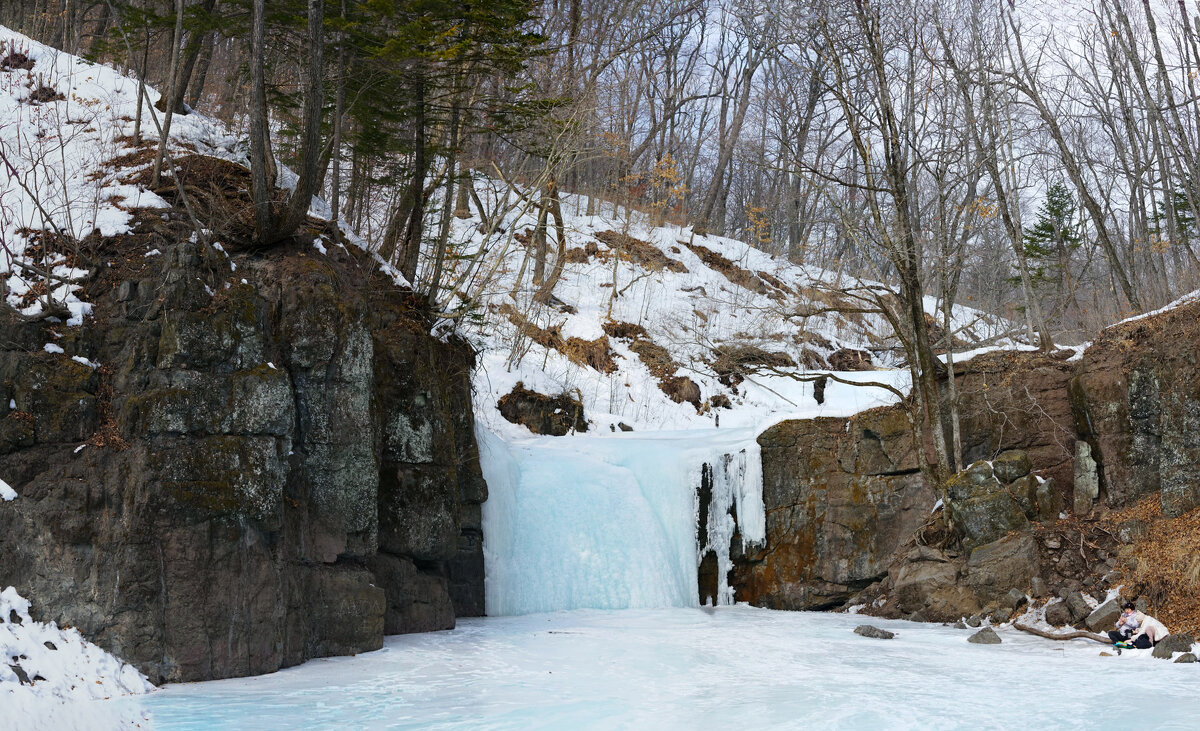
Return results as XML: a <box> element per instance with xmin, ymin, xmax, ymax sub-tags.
<box><xmin>1110</xmin><ymin>603</ymin><xmax>1170</xmax><ymax>649</ymax></box>
<box><xmin>1108</xmin><ymin>603</ymin><xmax>1139</xmax><ymax>644</ymax></box>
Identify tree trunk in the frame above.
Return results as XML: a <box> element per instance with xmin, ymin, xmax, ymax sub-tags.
<box><xmin>247</xmin><ymin>0</ymin><xmax>276</xmax><ymax>242</ymax></box>
<box><xmin>150</xmin><ymin>0</ymin><xmax>185</xmax><ymax>188</ymax></box>
<box><xmin>534</xmin><ymin>182</ymin><xmax>567</xmax><ymax>305</ymax></box>
<box><xmin>273</xmin><ymin>0</ymin><xmax>326</xmax><ymax>241</ymax></box>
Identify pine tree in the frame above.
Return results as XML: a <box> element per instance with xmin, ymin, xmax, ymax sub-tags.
<box><xmin>1018</xmin><ymin>182</ymin><xmax>1082</xmax><ymax>290</ymax></box>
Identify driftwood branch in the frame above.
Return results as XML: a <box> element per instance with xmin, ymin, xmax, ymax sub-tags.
<box><xmin>1013</xmin><ymin>622</ymin><xmax>1109</xmax><ymax>644</ymax></box>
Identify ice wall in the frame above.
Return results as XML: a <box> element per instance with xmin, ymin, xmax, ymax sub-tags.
<box><xmin>479</xmin><ymin>426</ymin><xmax>764</xmax><ymax>616</ymax></box>
<box><xmin>701</xmin><ymin>449</ymin><xmax>765</xmax><ymax>606</ymax></box>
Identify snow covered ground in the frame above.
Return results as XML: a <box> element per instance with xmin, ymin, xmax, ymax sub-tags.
<box><xmin>0</xmin><ymin>587</ymin><xmax>153</xmax><ymax>731</ymax></box>
<box><xmin>106</xmin><ymin>606</ymin><xmax>1200</xmax><ymax>730</ymax></box>
<box><xmin>454</xmin><ymin>192</ymin><xmax>1005</xmax><ymax>433</ymax></box>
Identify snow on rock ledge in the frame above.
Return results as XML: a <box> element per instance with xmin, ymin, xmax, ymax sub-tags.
<box><xmin>0</xmin><ymin>587</ymin><xmax>152</xmax><ymax>730</ymax></box>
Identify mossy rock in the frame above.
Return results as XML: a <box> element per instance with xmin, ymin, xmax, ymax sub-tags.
<box><xmin>992</xmin><ymin>451</ymin><xmax>1032</xmax><ymax>484</ymax></box>
<box><xmin>948</xmin><ymin>491</ymin><xmax>1030</xmax><ymax>551</ymax></box>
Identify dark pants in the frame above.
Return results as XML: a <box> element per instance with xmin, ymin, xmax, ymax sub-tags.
<box><xmin>1109</xmin><ymin>630</ymin><xmax>1153</xmax><ymax>648</ymax></box>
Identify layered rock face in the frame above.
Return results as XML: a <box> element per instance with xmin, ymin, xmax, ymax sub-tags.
<box><xmin>735</xmin><ymin>320</ymin><xmax>1200</xmax><ymax>616</ymax></box>
<box><xmin>0</xmin><ymin>233</ymin><xmax>484</xmax><ymax>683</ymax></box>
<box><xmin>1071</xmin><ymin>303</ymin><xmax>1200</xmax><ymax>518</ymax></box>
<box><xmin>733</xmin><ymin>407</ymin><xmax>934</xmax><ymax>609</ymax></box>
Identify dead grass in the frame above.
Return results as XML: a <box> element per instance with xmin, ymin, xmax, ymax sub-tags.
<box><xmin>1102</xmin><ymin>496</ymin><xmax>1200</xmax><ymax>635</ymax></box>
<box><xmin>711</xmin><ymin>344</ymin><xmax>796</xmax><ymax>377</ymax></box>
<box><xmin>28</xmin><ymin>85</ymin><xmax>64</xmax><ymax>104</ymax></box>
<box><xmin>123</xmin><ymin>153</ymin><xmax>291</xmax><ymax>248</ymax></box>
<box><xmin>500</xmin><ymin>303</ymin><xmax>618</xmax><ymax>373</ymax></box>
<box><xmin>595</xmin><ymin>230</ymin><xmax>688</xmax><ymax>273</ymax></box>
<box><xmin>683</xmin><ymin>242</ymin><xmax>769</xmax><ymax>295</ymax></box>
<box><xmin>1</xmin><ymin>51</ymin><xmax>35</xmax><ymax>71</ymax></box>
<box><xmin>602</xmin><ymin>319</ymin><xmax>700</xmax><ymax>406</ymax></box>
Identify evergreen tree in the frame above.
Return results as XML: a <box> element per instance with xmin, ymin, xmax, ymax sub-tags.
<box><xmin>1017</xmin><ymin>182</ymin><xmax>1082</xmax><ymax>290</ymax></box>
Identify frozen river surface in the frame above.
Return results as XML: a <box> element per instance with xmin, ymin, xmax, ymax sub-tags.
<box><xmin>112</xmin><ymin>607</ymin><xmax>1200</xmax><ymax>730</ymax></box>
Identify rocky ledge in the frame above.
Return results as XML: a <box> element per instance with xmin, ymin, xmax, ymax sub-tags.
<box><xmin>732</xmin><ymin>300</ymin><xmax>1200</xmax><ymax>627</ymax></box>
<box><xmin>0</xmin><ymin>208</ymin><xmax>485</xmax><ymax>683</ymax></box>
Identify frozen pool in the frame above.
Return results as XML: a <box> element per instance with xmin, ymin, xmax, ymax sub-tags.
<box><xmin>106</xmin><ymin>606</ymin><xmax>1200</xmax><ymax>730</ymax></box>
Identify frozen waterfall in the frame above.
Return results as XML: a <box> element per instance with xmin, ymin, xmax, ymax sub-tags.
<box><xmin>478</xmin><ymin>426</ymin><xmax>765</xmax><ymax>616</ymax></box>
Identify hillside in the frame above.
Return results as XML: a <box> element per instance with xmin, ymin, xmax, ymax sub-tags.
<box><xmin>435</xmin><ymin>186</ymin><xmax>1011</xmax><ymax>434</ymax></box>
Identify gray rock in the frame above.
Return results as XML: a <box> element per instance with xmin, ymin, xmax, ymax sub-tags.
<box><xmin>1073</xmin><ymin>441</ymin><xmax>1099</xmax><ymax>516</ymax></box>
<box><xmin>992</xmin><ymin>451</ymin><xmax>1032</xmax><ymax>484</ymax></box>
<box><xmin>1030</xmin><ymin>577</ymin><xmax>1049</xmax><ymax>598</ymax></box>
<box><xmin>954</xmin><ymin>620</ymin><xmax>968</xmax><ymax>629</ymax></box>
<box><xmin>1174</xmin><ymin>653</ymin><xmax>1197</xmax><ymax>663</ymax></box>
<box><xmin>1000</xmin><ymin>588</ymin><xmax>1028</xmax><ymax>611</ymax></box>
<box><xmin>889</xmin><ymin>551</ymin><xmax>981</xmax><ymax>623</ymax></box>
<box><xmin>1152</xmin><ymin>634</ymin><xmax>1194</xmax><ymax>659</ymax></box>
<box><xmin>1044</xmin><ymin>599</ymin><xmax>1072</xmax><ymax>627</ymax></box>
<box><xmin>854</xmin><ymin>625</ymin><xmax>895</xmax><ymax>640</ymax></box>
<box><xmin>991</xmin><ymin>608</ymin><xmax>1012</xmax><ymax>624</ymax></box>
<box><xmin>966</xmin><ymin>615</ymin><xmax>982</xmax><ymax>628</ymax></box>
<box><xmin>0</xmin><ymin>241</ymin><xmax>487</xmax><ymax>685</ymax></box>
<box><xmin>1086</xmin><ymin>599</ymin><xmax>1122</xmax><ymax>632</ymax></box>
<box><xmin>966</xmin><ymin>534</ymin><xmax>1039</xmax><ymax>602</ymax></box>
<box><xmin>968</xmin><ymin>627</ymin><xmax>1002</xmax><ymax>644</ymax></box>
<box><xmin>949</xmin><ymin>492</ymin><xmax>1030</xmax><ymax>551</ymax></box>
<box><xmin>1008</xmin><ymin>474</ymin><xmax>1039</xmax><ymax>518</ymax></box>
<box><xmin>1034</xmin><ymin>478</ymin><xmax>1061</xmax><ymax>522</ymax></box>
<box><xmin>1064</xmin><ymin>590</ymin><xmax>1092</xmax><ymax>622</ymax></box>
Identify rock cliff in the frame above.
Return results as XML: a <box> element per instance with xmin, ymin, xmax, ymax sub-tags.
<box><xmin>0</xmin><ymin>212</ymin><xmax>484</xmax><ymax>683</ymax></box>
<box><xmin>734</xmin><ymin>307</ymin><xmax>1200</xmax><ymax>621</ymax></box>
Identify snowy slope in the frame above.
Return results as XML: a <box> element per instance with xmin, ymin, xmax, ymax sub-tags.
<box><xmin>0</xmin><ymin>26</ymin><xmax>244</xmax><ymax>324</ymax></box>
<box><xmin>431</xmin><ymin>182</ymin><xmax>1010</xmax><ymax>434</ymax></box>
<box><xmin>1</xmin><ymin>587</ymin><xmax>153</xmax><ymax>730</ymax></box>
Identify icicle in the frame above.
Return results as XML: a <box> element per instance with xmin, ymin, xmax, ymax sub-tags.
<box><xmin>699</xmin><ymin>446</ymin><xmax>766</xmax><ymax>606</ymax></box>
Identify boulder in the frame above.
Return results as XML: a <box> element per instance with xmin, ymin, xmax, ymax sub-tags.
<box><xmin>992</xmin><ymin>451</ymin><xmax>1032</xmax><ymax>484</ymax></box>
<box><xmin>1152</xmin><ymin>634</ymin><xmax>1195</xmax><ymax>659</ymax></box>
<box><xmin>968</xmin><ymin>627</ymin><xmax>1002</xmax><ymax>644</ymax></box>
<box><xmin>1044</xmin><ymin>599</ymin><xmax>1072</xmax><ymax>627</ymax></box>
<box><xmin>1034</xmin><ymin>478</ymin><xmax>1061</xmax><ymax>522</ymax></box>
<box><xmin>497</xmin><ymin>382</ymin><xmax>588</xmax><ymax>436</ymax></box>
<box><xmin>1064</xmin><ymin>590</ymin><xmax>1092</xmax><ymax>623</ymax></box>
<box><xmin>854</xmin><ymin>625</ymin><xmax>895</xmax><ymax>640</ymax></box>
<box><xmin>1117</xmin><ymin>519</ymin><xmax>1149</xmax><ymax>544</ymax></box>
<box><xmin>946</xmin><ymin>461</ymin><xmax>1000</xmax><ymax>501</ymax></box>
<box><xmin>1007</xmin><ymin>475</ymin><xmax>1039</xmax><ymax>518</ymax></box>
<box><xmin>966</xmin><ymin>534</ymin><xmax>1039</xmax><ymax>602</ymax></box>
<box><xmin>1174</xmin><ymin>653</ymin><xmax>1197</xmax><ymax>663</ymax></box>
<box><xmin>893</xmin><ymin>560</ymin><xmax>958</xmax><ymax>612</ymax></box>
<box><xmin>1000</xmin><ymin>588</ymin><xmax>1028</xmax><ymax>612</ymax></box>
<box><xmin>949</xmin><ymin>491</ymin><xmax>1030</xmax><ymax>550</ymax></box>
<box><xmin>1085</xmin><ymin>599</ymin><xmax>1122</xmax><ymax>632</ymax></box>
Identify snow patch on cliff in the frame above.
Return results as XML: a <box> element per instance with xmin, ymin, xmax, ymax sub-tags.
<box><xmin>0</xmin><ymin>587</ymin><xmax>153</xmax><ymax>730</ymax></box>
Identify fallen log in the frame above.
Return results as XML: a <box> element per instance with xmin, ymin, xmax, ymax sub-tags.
<box><xmin>1013</xmin><ymin>622</ymin><xmax>1109</xmax><ymax>644</ymax></box>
